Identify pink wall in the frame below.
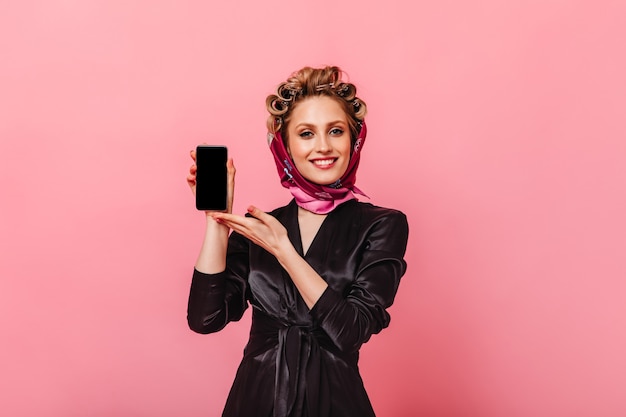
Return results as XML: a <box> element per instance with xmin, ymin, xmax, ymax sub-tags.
<box><xmin>1</xmin><ymin>1</ymin><xmax>625</xmax><ymax>416</ymax></box>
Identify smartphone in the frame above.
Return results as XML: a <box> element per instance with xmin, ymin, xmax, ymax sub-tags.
<box><xmin>195</xmin><ymin>145</ymin><xmax>228</xmax><ymax>211</ymax></box>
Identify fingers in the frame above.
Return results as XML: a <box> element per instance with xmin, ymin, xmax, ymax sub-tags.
<box><xmin>211</xmin><ymin>209</ymin><xmax>287</xmax><ymax>256</ymax></box>
<box><xmin>246</xmin><ymin>205</ymin><xmax>277</xmax><ymax>225</ymax></box>
<box><xmin>187</xmin><ymin>162</ymin><xmax>197</xmax><ymax>192</ymax></box>
<box><xmin>211</xmin><ymin>212</ymin><xmax>259</xmax><ymax>235</ymax></box>
<box><xmin>216</xmin><ymin>216</ymin><xmax>269</xmax><ymax>251</ymax></box>
<box><xmin>216</xmin><ymin>218</ymin><xmax>250</xmax><ymax>239</ymax></box>
<box><xmin>188</xmin><ymin>150</ymin><xmax>197</xmax><ymax>183</ymax></box>
<box><xmin>211</xmin><ymin>212</ymin><xmax>248</xmax><ymax>227</ymax></box>
<box><xmin>210</xmin><ymin>213</ymin><xmax>255</xmax><ymax>240</ymax></box>
<box><xmin>226</xmin><ymin>158</ymin><xmax>236</xmax><ymax>213</ymax></box>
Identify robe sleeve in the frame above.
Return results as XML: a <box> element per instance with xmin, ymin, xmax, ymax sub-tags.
<box><xmin>187</xmin><ymin>231</ymin><xmax>250</xmax><ymax>334</ymax></box>
<box><xmin>309</xmin><ymin>209</ymin><xmax>409</xmax><ymax>353</ymax></box>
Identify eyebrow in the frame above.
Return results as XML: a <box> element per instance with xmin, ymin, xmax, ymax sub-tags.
<box><xmin>294</xmin><ymin>120</ymin><xmax>348</xmax><ymax>129</ymax></box>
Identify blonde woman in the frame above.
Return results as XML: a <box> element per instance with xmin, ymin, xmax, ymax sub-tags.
<box><xmin>186</xmin><ymin>66</ymin><xmax>409</xmax><ymax>417</ymax></box>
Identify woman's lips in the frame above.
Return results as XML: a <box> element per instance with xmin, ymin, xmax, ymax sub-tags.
<box><xmin>311</xmin><ymin>158</ymin><xmax>337</xmax><ymax>169</ymax></box>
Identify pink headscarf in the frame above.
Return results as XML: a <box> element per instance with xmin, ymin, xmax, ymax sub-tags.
<box><xmin>268</xmin><ymin>121</ymin><xmax>367</xmax><ymax>214</ymax></box>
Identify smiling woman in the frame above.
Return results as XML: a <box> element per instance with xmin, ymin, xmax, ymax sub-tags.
<box><xmin>185</xmin><ymin>66</ymin><xmax>409</xmax><ymax>417</ymax></box>
<box><xmin>285</xmin><ymin>96</ymin><xmax>352</xmax><ymax>188</ymax></box>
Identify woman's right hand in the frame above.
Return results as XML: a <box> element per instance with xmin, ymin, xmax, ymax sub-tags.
<box><xmin>187</xmin><ymin>149</ymin><xmax>236</xmax><ymax>214</ymax></box>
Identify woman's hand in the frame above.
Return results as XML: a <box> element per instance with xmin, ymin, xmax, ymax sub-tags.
<box><xmin>187</xmin><ymin>149</ymin><xmax>236</xmax><ymax>213</ymax></box>
<box><xmin>214</xmin><ymin>206</ymin><xmax>329</xmax><ymax>309</ymax></box>
<box><xmin>211</xmin><ymin>206</ymin><xmax>293</xmax><ymax>258</ymax></box>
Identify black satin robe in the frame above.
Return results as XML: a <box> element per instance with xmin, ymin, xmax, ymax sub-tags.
<box><xmin>187</xmin><ymin>199</ymin><xmax>409</xmax><ymax>417</ymax></box>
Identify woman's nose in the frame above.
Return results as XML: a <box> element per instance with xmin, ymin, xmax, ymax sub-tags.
<box><xmin>316</xmin><ymin>135</ymin><xmax>331</xmax><ymax>152</ymax></box>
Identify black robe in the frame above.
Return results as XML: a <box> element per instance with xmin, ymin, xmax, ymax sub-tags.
<box><xmin>187</xmin><ymin>199</ymin><xmax>409</xmax><ymax>417</ymax></box>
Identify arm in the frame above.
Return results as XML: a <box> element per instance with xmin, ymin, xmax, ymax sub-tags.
<box><xmin>186</xmin><ymin>152</ymin><xmax>248</xmax><ymax>333</ymax></box>
<box><xmin>187</xmin><ymin>151</ymin><xmax>235</xmax><ymax>274</ymax></box>
<box><xmin>309</xmin><ymin>211</ymin><xmax>408</xmax><ymax>352</ymax></box>
<box><xmin>211</xmin><ymin>206</ymin><xmax>328</xmax><ymax>309</ymax></box>
<box><xmin>310</xmin><ymin>211</ymin><xmax>409</xmax><ymax>352</ymax></box>
<box><xmin>187</xmin><ymin>231</ymin><xmax>250</xmax><ymax>334</ymax></box>
<box><xmin>212</xmin><ymin>207</ymin><xmax>409</xmax><ymax>353</ymax></box>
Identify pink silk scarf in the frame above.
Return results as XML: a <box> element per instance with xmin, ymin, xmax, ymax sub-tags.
<box><xmin>268</xmin><ymin>121</ymin><xmax>367</xmax><ymax>214</ymax></box>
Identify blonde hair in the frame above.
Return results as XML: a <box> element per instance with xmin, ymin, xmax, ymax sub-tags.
<box><xmin>266</xmin><ymin>66</ymin><xmax>367</xmax><ymax>143</ymax></box>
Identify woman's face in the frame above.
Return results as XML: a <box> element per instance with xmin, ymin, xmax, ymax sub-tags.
<box><xmin>286</xmin><ymin>96</ymin><xmax>352</xmax><ymax>186</ymax></box>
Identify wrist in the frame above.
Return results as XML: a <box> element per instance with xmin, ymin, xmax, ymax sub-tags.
<box><xmin>275</xmin><ymin>239</ymin><xmax>300</xmax><ymax>266</ymax></box>
<box><xmin>205</xmin><ymin>214</ymin><xmax>229</xmax><ymax>235</ymax></box>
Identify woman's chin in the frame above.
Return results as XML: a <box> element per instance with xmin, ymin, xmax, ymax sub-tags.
<box><xmin>302</xmin><ymin>175</ymin><xmax>343</xmax><ymax>187</ymax></box>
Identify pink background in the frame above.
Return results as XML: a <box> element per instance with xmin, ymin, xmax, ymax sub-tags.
<box><xmin>1</xmin><ymin>1</ymin><xmax>625</xmax><ymax>416</ymax></box>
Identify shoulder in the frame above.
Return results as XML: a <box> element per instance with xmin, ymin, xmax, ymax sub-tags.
<box><xmin>335</xmin><ymin>201</ymin><xmax>409</xmax><ymax>248</ymax></box>
<box><xmin>356</xmin><ymin>201</ymin><xmax>406</xmax><ymax>219</ymax></box>
<box><xmin>339</xmin><ymin>201</ymin><xmax>409</xmax><ymax>260</ymax></box>
<box><xmin>341</xmin><ymin>200</ymin><xmax>408</xmax><ymax>227</ymax></box>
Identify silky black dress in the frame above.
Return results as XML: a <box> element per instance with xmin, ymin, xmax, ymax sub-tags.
<box><xmin>187</xmin><ymin>199</ymin><xmax>409</xmax><ymax>417</ymax></box>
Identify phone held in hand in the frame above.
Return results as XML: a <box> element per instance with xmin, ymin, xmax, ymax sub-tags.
<box><xmin>195</xmin><ymin>145</ymin><xmax>228</xmax><ymax>211</ymax></box>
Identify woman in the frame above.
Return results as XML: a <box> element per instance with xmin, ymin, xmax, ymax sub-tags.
<box><xmin>186</xmin><ymin>66</ymin><xmax>409</xmax><ymax>417</ymax></box>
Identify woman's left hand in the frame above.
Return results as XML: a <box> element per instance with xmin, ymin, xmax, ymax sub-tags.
<box><xmin>210</xmin><ymin>206</ymin><xmax>292</xmax><ymax>258</ymax></box>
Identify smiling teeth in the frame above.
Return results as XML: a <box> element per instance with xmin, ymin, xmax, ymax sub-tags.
<box><xmin>313</xmin><ymin>159</ymin><xmax>335</xmax><ymax>166</ymax></box>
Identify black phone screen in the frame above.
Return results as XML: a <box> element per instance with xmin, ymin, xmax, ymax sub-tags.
<box><xmin>195</xmin><ymin>145</ymin><xmax>227</xmax><ymax>211</ymax></box>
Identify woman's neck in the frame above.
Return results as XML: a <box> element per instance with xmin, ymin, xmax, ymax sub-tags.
<box><xmin>297</xmin><ymin>206</ymin><xmax>328</xmax><ymax>255</ymax></box>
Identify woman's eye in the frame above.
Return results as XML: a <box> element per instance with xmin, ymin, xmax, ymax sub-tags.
<box><xmin>330</xmin><ymin>128</ymin><xmax>344</xmax><ymax>135</ymax></box>
<box><xmin>299</xmin><ymin>131</ymin><xmax>313</xmax><ymax>138</ymax></box>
